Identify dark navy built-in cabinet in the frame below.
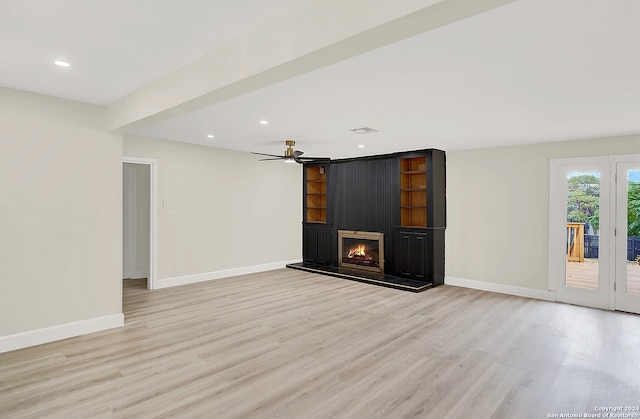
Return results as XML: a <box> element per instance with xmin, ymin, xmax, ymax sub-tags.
<box><xmin>299</xmin><ymin>149</ymin><xmax>446</xmax><ymax>288</ymax></box>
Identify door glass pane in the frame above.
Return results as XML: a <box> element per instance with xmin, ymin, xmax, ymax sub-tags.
<box><xmin>626</xmin><ymin>170</ymin><xmax>640</xmax><ymax>297</ymax></box>
<box><xmin>566</xmin><ymin>171</ymin><xmax>600</xmax><ymax>290</ymax></box>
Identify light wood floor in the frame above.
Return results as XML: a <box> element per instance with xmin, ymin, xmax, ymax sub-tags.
<box><xmin>1</xmin><ymin>269</ymin><xmax>640</xmax><ymax>418</ymax></box>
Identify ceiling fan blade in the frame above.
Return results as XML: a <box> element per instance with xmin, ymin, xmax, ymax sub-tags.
<box><xmin>258</xmin><ymin>157</ymin><xmax>285</xmax><ymax>161</ymax></box>
<box><xmin>296</xmin><ymin>156</ymin><xmax>330</xmax><ymax>161</ymax></box>
<box><xmin>292</xmin><ymin>150</ymin><xmax>304</xmax><ymax>158</ymax></box>
<box><xmin>295</xmin><ymin>157</ymin><xmax>331</xmax><ymax>164</ymax></box>
<box><xmin>252</xmin><ymin>152</ymin><xmax>283</xmax><ymax>158</ymax></box>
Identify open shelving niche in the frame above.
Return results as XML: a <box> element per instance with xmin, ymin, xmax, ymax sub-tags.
<box><xmin>305</xmin><ymin>166</ymin><xmax>327</xmax><ymax>223</ymax></box>
<box><xmin>400</xmin><ymin>156</ymin><xmax>427</xmax><ymax>227</ymax></box>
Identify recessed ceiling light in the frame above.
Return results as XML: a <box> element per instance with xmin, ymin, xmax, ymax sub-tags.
<box><xmin>54</xmin><ymin>60</ymin><xmax>70</xmax><ymax>67</ymax></box>
<box><xmin>207</xmin><ymin>134</ymin><xmax>214</xmax><ymax>138</ymax></box>
<box><xmin>358</xmin><ymin>144</ymin><xmax>365</xmax><ymax>148</ymax></box>
<box><xmin>259</xmin><ymin>120</ymin><xmax>269</xmax><ymax>125</ymax></box>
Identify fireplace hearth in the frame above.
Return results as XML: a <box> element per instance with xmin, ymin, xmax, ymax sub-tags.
<box><xmin>338</xmin><ymin>230</ymin><xmax>384</xmax><ymax>273</ymax></box>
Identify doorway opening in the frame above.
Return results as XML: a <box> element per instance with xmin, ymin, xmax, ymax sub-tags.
<box><xmin>122</xmin><ymin>157</ymin><xmax>157</xmax><ymax>290</ymax></box>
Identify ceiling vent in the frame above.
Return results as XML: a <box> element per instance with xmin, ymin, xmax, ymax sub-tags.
<box><xmin>350</xmin><ymin>127</ymin><xmax>378</xmax><ymax>134</ymax></box>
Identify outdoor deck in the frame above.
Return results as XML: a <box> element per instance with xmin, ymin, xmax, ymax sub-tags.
<box><xmin>566</xmin><ymin>259</ymin><xmax>640</xmax><ymax>296</ymax></box>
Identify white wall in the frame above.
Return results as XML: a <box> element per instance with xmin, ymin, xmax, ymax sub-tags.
<box><xmin>0</xmin><ymin>87</ymin><xmax>123</xmax><ymax>346</ymax></box>
<box><xmin>123</xmin><ymin>135</ymin><xmax>302</xmax><ymax>286</ymax></box>
<box><xmin>446</xmin><ymin>134</ymin><xmax>640</xmax><ymax>292</ymax></box>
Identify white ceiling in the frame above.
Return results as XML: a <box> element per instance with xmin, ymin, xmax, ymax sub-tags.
<box><xmin>1</xmin><ymin>0</ymin><xmax>639</xmax><ymax>159</ymax></box>
<box><xmin>0</xmin><ymin>0</ymin><xmax>300</xmax><ymax>104</ymax></box>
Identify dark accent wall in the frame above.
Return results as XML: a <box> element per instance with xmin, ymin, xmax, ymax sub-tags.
<box><xmin>329</xmin><ymin>156</ymin><xmax>400</xmax><ymax>271</ymax></box>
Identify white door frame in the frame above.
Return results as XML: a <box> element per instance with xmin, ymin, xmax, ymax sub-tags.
<box><xmin>123</xmin><ymin>156</ymin><xmax>158</xmax><ymax>290</ymax></box>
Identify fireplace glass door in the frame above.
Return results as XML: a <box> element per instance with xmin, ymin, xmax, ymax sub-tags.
<box><xmin>338</xmin><ymin>230</ymin><xmax>384</xmax><ymax>273</ymax></box>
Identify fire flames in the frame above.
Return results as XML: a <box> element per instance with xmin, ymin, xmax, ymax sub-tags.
<box><xmin>348</xmin><ymin>244</ymin><xmax>366</xmax><ymax>258</ymax></box>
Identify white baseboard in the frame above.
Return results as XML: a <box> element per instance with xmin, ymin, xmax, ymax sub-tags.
<box><xmin>0</xmin><ymin>313</ymin><xmax>124</xmax><ymax>354</ymax></box>
<box><xmin>156</xmin><ymin>259</ymin><xmax>303</xmax><ymax>289</ymax></box>
<box><xmin>445</xmin><ymin>276</ymin><xmax>556</xmax><ymax>302</ymax></box>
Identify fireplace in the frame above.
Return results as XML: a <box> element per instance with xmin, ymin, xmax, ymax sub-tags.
<box><xmin>338</xmin><ymin>230</ymin><xmax>384</xmax><ymax>273</ymax></box>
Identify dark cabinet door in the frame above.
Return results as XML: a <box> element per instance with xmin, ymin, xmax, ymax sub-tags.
<box><xmin>315</xmin><ymin>227</ymin><xmax>328</xmax><ymax>264</ymax></box>
<box><xmin>394</xmin><ymin>229</ymin><xmax>430</xmax><ymax>282</ymax></box>
<box><xmin>304</xmin><ymin>227</ymin><xmax>317</xmax><ymax>263</ymax></box>
<box><xmin>411</xmin><ymin>232</ymin><xmax>428</xmax><ymax>280</ymax></box>
<box><xmin>304</xmin><ymin>224</ymin><xmax>329</xmax><ymax>265</ymax></box>
<box><xmin>395</xmin><ymin>231</ymin><xmax>413</xmax><ymax>277</ymax></box>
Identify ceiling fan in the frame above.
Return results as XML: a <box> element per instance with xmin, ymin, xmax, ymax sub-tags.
<box><xmin>252</xmin><ymin>140</ymin><xmax>330</xmax><ymax>164</ymax></box>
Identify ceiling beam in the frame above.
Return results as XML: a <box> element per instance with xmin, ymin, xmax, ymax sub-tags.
<box><xmin>106</xmin><ymin>0</ymin><xmax>518</xmax><ymax>134</ymax></box>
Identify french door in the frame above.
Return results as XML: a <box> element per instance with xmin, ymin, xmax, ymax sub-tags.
<box><xmin>550</xmin><ymin>156</ymin><xmax>640</xmax><ymax>314</ymax></box>
<box><xmin>551</xmin><ymin>157</ymin><xmax>611</xmax><ymax>310</ymax></box>
<box><xmin>614</xmin><ymin>160</ymin><xmax>640</xmax><ymax>313</ymax></box>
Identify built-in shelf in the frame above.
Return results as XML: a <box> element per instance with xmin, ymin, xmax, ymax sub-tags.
<box><xmin>306</xmin><ymin>166</ymin><xmax>327</xmax><ymax>223</ymax></box>
<box><xmin>400</xmin><ymin>156</ymin><xmax>427</xmax><ymax>227</ymax></box>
